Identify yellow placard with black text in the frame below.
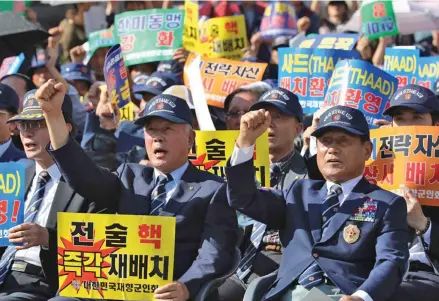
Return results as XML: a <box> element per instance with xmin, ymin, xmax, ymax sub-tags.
<box><xmin>57</xmin><ymin>213</ymin><xmax>176</xmax><ymax>300</ymax></box>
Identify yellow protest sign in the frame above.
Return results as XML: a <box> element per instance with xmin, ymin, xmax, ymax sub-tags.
<box><xmin>183</xmin><ymin>53</ymin><xmax>267</xmax><ymax>108</ymax></box>
<box><xmin>190</xmin><ymin>130</ymin><xmax>270</xmax><ymax>187</ymax></box>
<box><xmin>183</xmin><ymin>0</ymin><xmax>199</xmax><ymax>52</ymax></box>
<box><xmin>57</xmin><ymin>213</ymin><xmax>176</xmax><ymax>300</ymax></box>
<box><xmin>366</xmin><ymin>126</ymin><xmax>439</xmax><ymax>206</ymax></box>
<box><xmin>199</xmin><ymin>15</ymin><xmax>248</xmax><ymax>60</ymax></box>
<box><xmin>119</xmin><ymin>102</ymin><xmax>135</xmax><ymax>125</ymax></box>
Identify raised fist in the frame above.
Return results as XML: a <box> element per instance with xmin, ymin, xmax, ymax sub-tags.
<box><xmin>35</xmin><ymin>79</ymin><xmax>67</xmax><ymax>116</ymax></box>
<box><xmin>236</xmin><ymin>109</ymin><xmax>271</xmax><ymax>148</ymax></box>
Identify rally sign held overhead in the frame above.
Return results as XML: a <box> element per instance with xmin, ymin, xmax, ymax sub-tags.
<box><xmin>383</xmin><ymin>48</ymin><xmax>439</xmax><ymax>90</ymax></box>
<box><xmin>259</xmin><ymin>1</ymin><xmax>297</xmax><ymax>39</ymax></box>
<box><xmin>184</xmin><ymin>53</ymin><xmax>267</xmax><ymax>108</ymax></box>
<box><xmin>57</xmin><ymin>213</ymin><xmax>176</xmax><ymax>300</ymax></box>
<box><xmin>323</xmin><ymin>59</ymin><xmax>397</xmax><ymax>128</ymax></box>
<box><xmin>190</xmin><ymin>131</ymin><xmax>270</xmax><ymax>187</ymax></box>
<box><xmin>366</xmin><ymin>126</ymin><xmax>439</xmax><ymax>206</ymax></box>
<box><xmin>360</xmin><ymin>0</ymin><xmax>399</xmax><ymax>40</ymax></box>
<box><xmin>114</xmin><ymin>9</ymin><xmax>184</xmax><ymax>66</ymax></box>
<box><xmin>104</xmin><ymin>45</ymin><xmax>131</xmax><ymax>109</ymax></box>
<box><xmin>297</xmin><ymin>33</ymin><xmax>359</xmax><ymax>50</ymax></box>
<box><xmin>83</xmin><ymin>29</ymin><xmax>116</xmax><ymax>65</ymax></box>
<box><xmin>0</xmin><ymin>163</ymin><xmax>25</xmax><ymax>246</ymax></box>
<box><xmin>182</xmin><ymin>0</ymin><xmax>199</xmax><ymax>52</ymax></box>
<box><xmin>278</xmin><ymin>48</ymin><xmax>359</xmax><ymax>114</ymax></box>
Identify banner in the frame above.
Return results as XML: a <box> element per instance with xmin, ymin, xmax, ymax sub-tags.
<box><xmin>259</xmin><ymin>1</ymin><xmax>297</xmax><ymax>39</ymax></box>
<box><xmin>383</xmin><ymin>48</ymin><xmax>439</xmax><ymax>90</ymax></box>
<box><xmin>360</xmin><ymin>0</ymin><xmax>399</xmax><ymax>39</ymax></box>
<box><xmin>297</xmin><ymin>33</ymin><xmax>359</xmax><ymax>50</ymax></box>
<box><xmin>190</xmin><ymin>131</ymin><xmax>270</xmax><ymax>187</ymax></box>
<box><xmin>182</xmin><ymin>0</ymin><xmax>199</xmax><ymax>52</ymax></box>
<box><xmin>114</xmin><ymin>8</ymin><xmax>184</xmax><ymax>66</ymax></box>
<box><xmin>119</xmin><ymin>102</ymin><xmax>135</xmax><ymax>123</ymax></box>
<box><xmin>366</xmin><ymin>126</ymin><xmax>439</xmax><ymax>206</ymax></box>
<box><xmin>0</xmin><ymin>53</ymin><xmax>24</xmax><ymax>79</ymax></box>
<box><xmin>57</xmin><ymin>213</ymin><xmax>176</xmax><ymax>300</ymax></box>
<box><xmin>278</xmin><ymin>48</ymin><xmax>359</xmax><ymax>114</ymax></box>
<box><xmin>199</xmin><ymin>15</ymin><xmax>248</xmax><ymax>60</ymax></box>
<box><xmin>83</xmin><ymin>29</ymin><xmax>116</xmax><ymax>65</ymax></box>
<box><xmin>323</xmin><ymin>59</ymin><xmax>397</xmax><ymax>128</ymax></box>
<box><xmin>0</xmin><ymin>0</ymin><xmax>31</xmax><ymax>15</ymax></box>
<box><xmin>0</xmin><ymin>163</ymin><xmax>25</xmax><ymax>246</ymax></box>
<box><xmin>184</xmin><ymin>53</ymin><xmax>267</xmax><ymax>108</ymax></box>
<box><xmin>104</xmin><ymin>45</ymin><xmax>131</xmax><ymax>108</ymax></box>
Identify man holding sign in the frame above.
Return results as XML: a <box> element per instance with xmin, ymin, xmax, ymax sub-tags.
<box><xmin>381</xmin><ymin>84</ymin><xmax>439</xmax><ymax>301</ymax></box>
<box><xmin>226</xmin><ymin>106</ymin><xmax>408</xmax><ymax>301</ymax></box>
<box><xmin>36</xmin><ymin>80</ymin><xmax>238</xmax><ymax>301</ymax></box>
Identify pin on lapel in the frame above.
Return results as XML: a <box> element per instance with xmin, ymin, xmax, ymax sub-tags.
<box><xmin>343</xmin><ymin>224</ymin><xmax>360</xmax><ymax>244</ymax></box>
<box><xmin>189</xmin><ymin>186</ymin><xmax>194</xmax><ymax>191</ymax></box>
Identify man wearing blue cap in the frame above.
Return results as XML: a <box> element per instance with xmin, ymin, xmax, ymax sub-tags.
<box><xmin>61</xmin><ymin>63</ymin><xmax>92</xmax><ymax>97</ymax></box>
<box><xmin>35</xmin><ymin>79</ymin><xmax>238</xmax><ymax>301</ymax></box>
<box><xmin>226</xmin><ymin>105</ymin><xmax>408</xmax><ymax>301</ymax></box>
<box><xmin>381</xmin><ymin>84</ymin><xmax>439</xmax><ymax>301</ymax></box>
<box><xmin>0</xmin><ymin>83</ymin><xmax>25</xmax><ymax>162</ymax></box>
<box><xmin>0</xmin><ymin>87</ymin><xmax>94</xmax><ymax>301</ymax></box>
<box><xmin>219</xmin><ymin>87</ymin><xmax>308</xmax><ymax>301</ymax></box>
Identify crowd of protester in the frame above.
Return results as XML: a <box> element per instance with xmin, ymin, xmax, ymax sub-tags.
<box><xmin>0</xmin><ymin>1</ymin><xmax>439</xmax><ymax>301</ymax></box>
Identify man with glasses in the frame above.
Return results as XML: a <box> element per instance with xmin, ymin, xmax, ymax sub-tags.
<box><xmin>0</xmin><ymin>89</ymin><xmax>96</xmax><ymax>301</ymax></box>
<box><xmin>0</xmin><ymin>83</ymin><xmax>25</xmax><ymax>162</ymax></box>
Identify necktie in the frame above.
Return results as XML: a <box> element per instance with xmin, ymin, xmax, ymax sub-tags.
<box><xmin>149</xmin><ymin>174</ymin><xmax>173</xmax><ymax>216</ymax></box>
<box><xmin>298</xmin><ymin>184</ymin><xmax>342</xmax><ymax>289</ymax></box>
<box><xmin>0</xmin><ymin>171</ymin><xmax>51</xmax><ymax>284</ymax></box>
<box><xmin>236</xmin><ymin>221</ymin><xmax>267</xmax><ymax>280</ymax></box>
<box><xmin>270</xmin><ymin>163</ymin><xmax>282</xmax><ymax>187</ymax></box>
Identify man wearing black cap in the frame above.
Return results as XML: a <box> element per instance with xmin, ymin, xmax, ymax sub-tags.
<box><xmin>219</xmin><ymin>87</ymin><xmax>307</xmax><ymax>301</ymax></box>
<box><xmin>0</xmin><ymin>88</ymin><xmax>94</xmax><ymax>301</ymax></box>
<box><xmin>36</xmin><ymin>80</ymin><xmax>238</xmax><ymax>301</ymax></box>
<box><xmin>0</xmin><ymin>83</ymin><xmax>25</xmax><ymax>162</ymax></box>
<box><xmin>226</xmin><ymin>105</ymin><xmax>408</xmax><ymax>301</ymax></box>
<box><xmin>380</xmin><ymin>84</ymin><xmax>439</xmax><ymax>301</ymax></box>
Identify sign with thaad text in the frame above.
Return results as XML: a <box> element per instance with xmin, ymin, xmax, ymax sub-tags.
<box><xmin>0</xmin><ymin>163</ymin><xmax>25</xmax><ymax>246</ymax></box>
<box><xmin>383</xmin><ymin>48</ymin><xmax>439</xmax><ymax>90</ymax></box>
<box><xmin>323</xmin><ymin>59</ymin><xmax>397</xmax><ymax>128</ymax></box>
<box><xmin>57</xmin><ymin>213</ymin><xmax>176</xmax><ymax>300</ymax></box>
<box><xmin>278</xmin><ymin>48</ymin><xmax>359</xmax><ymax>114</ymax></box>
<box><xmin>366</xmin><ymin>126</ymin><xmax>439</xmax><ymax>206</ymax></box>
<box><xmin>114</xmin><ymin>9</ymin><xmax>184</xmax><ymax>66</ymax></box>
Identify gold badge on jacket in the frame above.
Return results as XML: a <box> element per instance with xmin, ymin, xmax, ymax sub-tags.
<box><xmin>343</xmin><ymin>224</ymin><xmax>361</xmax><ymax>244</ymax></box>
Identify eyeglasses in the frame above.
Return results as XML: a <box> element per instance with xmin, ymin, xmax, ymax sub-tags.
<box><xmin>17</xmin><ymin>121</ymin><xmax>47</xmax><ymax>132</ymax></box>
<box><xmin>225</xmin><ymin>110</ymin><xmax>248</xmax><ymax>119</ymax></box>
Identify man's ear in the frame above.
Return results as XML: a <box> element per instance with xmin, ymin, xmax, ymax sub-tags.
<box><xmin>66</xmin><ymin>123</ymin><xmax>73</xmax><ymax>133</ymax></box>
<box><xmin>188</xmin><ymin>129</ymin><xmax>196</xmax><ymax>150</ymax></box>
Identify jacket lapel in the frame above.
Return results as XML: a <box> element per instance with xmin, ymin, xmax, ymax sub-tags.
<box><xmin>308</xmin><ymin>182</ymin><xmax>327</xmax><ymax>244</ymax></box>
<box><xmin>24</xmin><ymin>163</ymin><xmax>36</xmax><ymax>196</ymax></box>
<box><xmin>46</xmin><ymin>180</ymin><xmax>76</xmax><ymax>228</ymax></box>
<box><xmin>319</xmin><ymin>177</ymin><xmax>374</xmax><ymax>244</ymax></box>
<box><xmin>160</xmin><ymin>163</ymin><xmax>201</xmax><ymax>217</ymax></box>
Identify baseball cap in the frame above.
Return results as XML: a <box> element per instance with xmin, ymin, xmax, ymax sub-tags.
<box><xmin>223</xmin><ymin>81</ymin><xmax>272</xmax><ymax>112</ymax></box>
<box><xmin>7</xmin><ymin>89</ymin><xmax>73</xmax><ymax>123</ymax></box>
<box><xmin>61</xmin><ymin>63</ymin><xmax>92</xmax><ymax>83</ymax></box>
<box><xmin>250</xmin><ymin>87</ymin><xmax>304</xmax><ymax>122</ymax></box>
<box><xmin>383</xmin><ymin>84</ymin><xmax>439</xmax><ymax>116</ymax></box>
<box><xmin>0</xmin><ymin>83</ymin><xmax>19</xmax><ymax>114</ymax></box>
<box><xmin>312</xmin><ymin>106</ymin><xmax>370</xmax><ymax>138</ymax></box>
<box><xmin>135</xmin><ymin>94</ymin><xmax>194</xmax><ymax>127</ymax></box>
<box><xmin>433</xmin><ymin>78</ymin><xmax>439</xmax><ymax>96</ymax></box>
<box><xmin>162</xmin><ymin>85</ymin><xmax>195</xmax><ymax>110</ymax></box>
<box><xmin>132</xmin><ymin>71</ymin><xmax>179</xmax><ymax>96</ymax></box>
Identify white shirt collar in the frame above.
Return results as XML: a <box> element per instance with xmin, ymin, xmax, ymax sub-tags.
<box><xmin>326</xmin><ymin>174</ymin><xmax>363</xmax><ymax>202</ymax></box>
<box><xmin>154</xmin><ymin>161</ymin><xmax>189</xmax><ymax>184</ymax></box>
<box><xmin>35</xmin><ymin>162</ymin><xmax>62</xmax><ymax>183</ymax></box>
<box><xmin>0</xmin><ymin>139</ymin><xmax>12</xmax><ymax>158</ymax></box>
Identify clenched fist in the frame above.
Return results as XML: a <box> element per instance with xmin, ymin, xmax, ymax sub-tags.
<box><xmin>35</xmin><ymin>79</ymin><xmax>67</xmax><ymax>117</ymax></box>
<box><xmin>236</xmin><ymin>109</ymin><xmax>271</xmax><ymax>148</ymax></box>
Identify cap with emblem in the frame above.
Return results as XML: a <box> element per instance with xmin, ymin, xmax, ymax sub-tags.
<box><xmin>7</xmin><ymin>89</ymin><xmax>73</xmax><ymax>123</ymax></box>
<box><xmin>135</xmin><ymin>94</ymin><xmax>194</xmax><ymax>127</ymax></box>
<box><xmin>383</xmin><ymin>84</ymin><xmax>439</xmax><ymax>116</ymax></box>
<box><xmin>162</xmin><ymin>85</ymin><xmax>195</xmax><ymax>110</ymax></box>
<box><xmin>312</xmin><ymin>105</ymin><xmax>370</xmax><ymax>139</ymax></box>
<box><xmin>133</xmin><ymin>71</ymin><xmax>179</xmax><ymax>96</ymax></box>
<box><xmin>61</xmin><ymin>63</ymin><xmax>92</xmax><ymax>84</ymax></box>
<box><xmin>250</xmin><ymin>87</ymin><xmax>303</xmax><ymax>122</ymax></box>
<box><xmin>0</xmin><ymin>83</ymin><xmax>19</xmax><ymax>114</ymax></box>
